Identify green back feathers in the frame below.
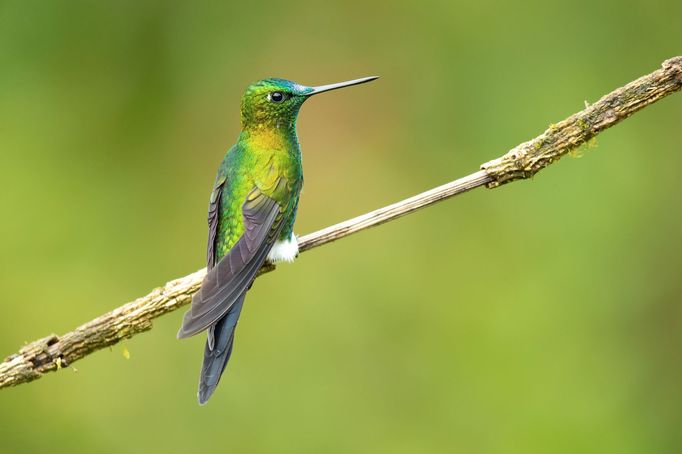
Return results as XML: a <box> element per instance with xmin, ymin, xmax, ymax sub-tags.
<box><xmin>213</xmin><ymin>78</ymin><xmax>310</xmax><ymax>259</ymax></box>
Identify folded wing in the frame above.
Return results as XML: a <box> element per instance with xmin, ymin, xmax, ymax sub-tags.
<box><xmin>177</xmin><ymin>181</ymin><xmax>286</xmax><ymax>339</ymax></box>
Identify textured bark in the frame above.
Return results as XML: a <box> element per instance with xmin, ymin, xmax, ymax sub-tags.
<box><xmin>481</xmin><ymin>57</ymin><xmax>682</xmax><ymax>186</ymax></box>
<box><xmin>1</xmin><ymin>57</ymin><xmax>681</xmax><ymax>390</ymax></box>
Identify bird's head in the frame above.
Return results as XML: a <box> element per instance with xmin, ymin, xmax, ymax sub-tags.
<box><xmin>240</xmin><ymin>76</ymin><xmax>378</xmax><ymax>130</ymax></box>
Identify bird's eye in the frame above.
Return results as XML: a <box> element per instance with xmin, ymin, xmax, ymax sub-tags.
<box><xmin>268</xmin><ymin>91</ymin><xmax>288</xmax><ymax>103</ymax></box>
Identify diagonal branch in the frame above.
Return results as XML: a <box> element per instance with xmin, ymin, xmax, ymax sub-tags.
<box><xmin>2</xmin><ymin>57</ymin><xmax>681</xmax><ymax>390</ymax></box>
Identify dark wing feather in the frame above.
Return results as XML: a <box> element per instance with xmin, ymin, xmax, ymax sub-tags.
<box><xmin>177</xmin><ymin>182</ymin><xmax>286</xmax><ymax>339</ymax></box>
<box><xmin>206</xmin><ymin>175</ymin><xmax>226</xmax><ymax>271</ymax></box>
<box><xmin>197</xmin><ymin>292</ymin><xmax>246</xmax><ymax>405</ymax></box>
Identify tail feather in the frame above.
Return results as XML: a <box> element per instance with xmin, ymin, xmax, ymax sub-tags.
<box><xmin>197</xmin><ymin>293</ymin><xmax>246</xmax><ymax>405</ymax></box>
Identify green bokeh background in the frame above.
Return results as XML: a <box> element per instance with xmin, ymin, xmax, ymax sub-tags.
<box><xmin>1</xmin><ymin>1</ymin><xmax>681</xmax><ymax>452</ymax></box>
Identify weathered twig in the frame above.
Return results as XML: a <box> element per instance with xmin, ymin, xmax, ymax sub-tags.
<box><xmin>2</xmin><ymin>57</ymin><xmax>681</xmax><ymax>390</ymax></box>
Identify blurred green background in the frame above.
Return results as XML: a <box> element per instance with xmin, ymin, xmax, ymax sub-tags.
<box><xmin>1</xmin><ymin>0</ymin><xmax>681</xmax><ymax>452</ymax></box>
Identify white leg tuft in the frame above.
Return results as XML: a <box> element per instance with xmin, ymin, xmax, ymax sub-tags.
<box><xmin>267</xmin><ymin>233</ymin><xmax>299</xmax><ymax>263</ymax></box>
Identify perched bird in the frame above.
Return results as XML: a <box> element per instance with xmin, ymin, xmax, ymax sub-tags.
<box><xmin>177</xmin><ymin>76</ymin><xmax>378</xmax><ymax>404</ymax></box>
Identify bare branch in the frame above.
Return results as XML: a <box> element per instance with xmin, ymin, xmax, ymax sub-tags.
<box><xmin>2</xmin><ymin>56</ymin><xmax>680</xmax><ymax>390</ymax></box>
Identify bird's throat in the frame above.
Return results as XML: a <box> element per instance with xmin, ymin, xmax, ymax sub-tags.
<box><xmin>240</xmin><ymin>122</ymin><xmax>300</xmax><ymax>155</ymax></box>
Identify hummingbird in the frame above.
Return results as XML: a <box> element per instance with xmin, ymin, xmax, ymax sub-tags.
<box><xmin>177</xmin><ymin>75</ymin><xmax>378</xmax><ymax>404</ymax></box>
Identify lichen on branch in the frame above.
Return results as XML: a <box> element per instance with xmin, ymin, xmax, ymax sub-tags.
<box><xmin>481</xmin><ymin>56</ymin><xmax>682</xmax><ymax>187</ymax></box>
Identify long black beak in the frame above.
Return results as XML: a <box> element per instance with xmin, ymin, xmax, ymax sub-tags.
<box><xmin>307</xmin><ymin>76</ymin><xmax>379</xmax><ymax>96</ymax></box>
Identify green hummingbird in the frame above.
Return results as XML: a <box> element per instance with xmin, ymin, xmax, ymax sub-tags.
<box><xmin>177</xmin><ymin>75</ymin><xmax>378</xmax><ymax>404</ymax></box>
